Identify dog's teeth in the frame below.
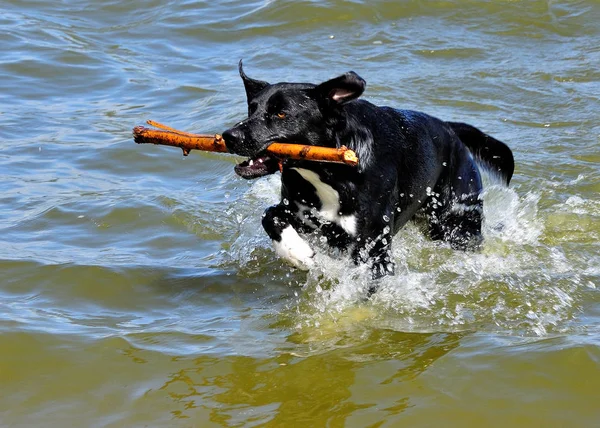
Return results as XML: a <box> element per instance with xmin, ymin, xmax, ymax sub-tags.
<box><xmin>249</xmin><ymin>160</ymin><xmax>254</xmax><ymax>166</ymax></box>
<box><xmin>258</xmin><ymin>158</ymin><xmax>264</xmax><ymax>163</ymax></box>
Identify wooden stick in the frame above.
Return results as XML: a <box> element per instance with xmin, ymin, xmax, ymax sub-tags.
<box><xmin>133</xmin><ymin>126</ymin><xmax>227</xmax><ymax>156</ymax></box>
<box><xmin>133</xmin><ymin>122</ymin><xmax>359</xmax><ymax>166</ymax></box>
<box><xmin>146</xmin><ymin>120</ymin><xmax>202</xmax><ymax>138</ymax></box>
<box><xmin>146</xmin><ymin>120</ymin><xmax>180</xmax><ymax>133</ymax></box>
<box><xmin>267</xmin><ymin>142</ymin><xmax>358</xmax><ymax>166</ymax></box>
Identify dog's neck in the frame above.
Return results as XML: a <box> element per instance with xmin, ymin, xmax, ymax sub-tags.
<box><xmin>334</xmin><ymin>107</ymin><xmax>374</xmax><ymax>171</ymax></box>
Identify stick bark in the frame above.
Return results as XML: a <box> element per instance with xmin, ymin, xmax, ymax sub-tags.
<box><xmin>133</xmin><ymin>121</ymin><xmax>358</xmax><ymax>166</ymax></box>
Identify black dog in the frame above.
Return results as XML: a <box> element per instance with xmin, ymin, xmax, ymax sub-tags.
<box><xmin>223</xmin><ymin>61</ymin><xmax>514</xmax><ymax>283</ymax></box>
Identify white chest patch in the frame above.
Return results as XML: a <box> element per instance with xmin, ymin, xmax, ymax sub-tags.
<box><xmin>291</xmin><ymin>167</ymin><xmax>357</xmax><ymax>236</ymax></box>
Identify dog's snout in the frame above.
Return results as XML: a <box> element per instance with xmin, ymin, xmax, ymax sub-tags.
<box><xmin>222</xmin><ymin>127</ymin><xmax>246</xmax><ymax>154</ymax></box>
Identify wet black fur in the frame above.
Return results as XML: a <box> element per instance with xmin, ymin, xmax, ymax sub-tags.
<box><xmin>223</xmin><ymin>61</ymin><xmax>514</xmax><ymax>284</ymax></box>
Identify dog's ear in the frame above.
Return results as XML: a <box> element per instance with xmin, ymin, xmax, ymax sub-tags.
<box><xmin>239</xmin><ymin>60</ymin><xmax>269</xmax><ymax>101</ymax></box>
<box><xmin>314</xmin><ymin>71</ymin><xmax>366</xmax><ymax>105</ymax></box>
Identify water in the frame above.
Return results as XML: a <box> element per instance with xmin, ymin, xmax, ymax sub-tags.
<box><xmin>1</xmin><ymin>0</ymin><xmax>599</xmax><ymax>426</ymax></box>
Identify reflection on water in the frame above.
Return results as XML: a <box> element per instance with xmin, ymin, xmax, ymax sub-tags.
<box><xmin>157</xmin><ymin>331</ymin><xmax>463</xmax><ymax>424</ymax></box>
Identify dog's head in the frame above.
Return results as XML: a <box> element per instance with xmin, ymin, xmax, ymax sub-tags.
<box><xmin>223</xmin><ymin>61</ymin><xmax>366</xmax><ymax>179</ymax></box>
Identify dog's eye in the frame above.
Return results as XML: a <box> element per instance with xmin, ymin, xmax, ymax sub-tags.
<box><xmin>276</xmin><ymin>112</ymin><xmax>286</xmax><ymax>119</ymax></box>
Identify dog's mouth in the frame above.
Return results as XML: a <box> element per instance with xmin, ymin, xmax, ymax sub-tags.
<box><xmin>234</xmin><ymin>152</ymin><xmax>280</xmax><ymax>179</ymax></box>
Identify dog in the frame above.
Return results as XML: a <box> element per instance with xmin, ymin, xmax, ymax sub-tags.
<box><xmin>223</xmin><ymin>61</ymin><xmax>514</xmax><ymax>286</ymax></box>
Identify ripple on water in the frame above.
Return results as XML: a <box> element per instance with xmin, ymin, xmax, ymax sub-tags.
<box><xmin>1</xmin><ymin>0</ymin><xmax>600</xmax><ymax>424</ymax></box>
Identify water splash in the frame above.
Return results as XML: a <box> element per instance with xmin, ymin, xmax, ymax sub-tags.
<box><xmin>229</xmin><ymin>175</ymin><xmax>585</xmax><ymax>337</ymax></box>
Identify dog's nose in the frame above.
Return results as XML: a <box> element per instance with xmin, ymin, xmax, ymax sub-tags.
<box><xmin>222</xmin><ymin>128</ymin><xmax>245</xmax><ymax>154</ymax></box>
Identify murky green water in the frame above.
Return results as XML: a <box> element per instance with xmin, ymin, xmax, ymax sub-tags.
<box><xmin>1</xmin><ymin>0</ymin><xmax>599</xmax><ymax>426</ymax></box>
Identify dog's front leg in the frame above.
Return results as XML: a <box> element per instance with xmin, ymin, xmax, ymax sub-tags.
<box><xmin>353</xmin><ymin>210</ymin><xmax>396</xmax><ymax>280</ymax></box>
<box><xmin>262</xmin><ymin>204</ymin><xmax>315</xmax><ymax>270</ymax></box>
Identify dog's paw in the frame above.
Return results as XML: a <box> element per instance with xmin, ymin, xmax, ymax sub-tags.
<box><xmin>273</xmin><ymin>226</ymin><xmax>315</xmax><ymax>270</ymax></box>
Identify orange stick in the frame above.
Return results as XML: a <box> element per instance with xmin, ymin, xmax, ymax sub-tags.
<box><xmin>133</xmin><ymin>122</ymin><xmax>359</xmax><ymax>166</ymax></box>
<box><xmin>133</xmin><ymin>126</ymin><xmax>228</xmax><ymax>156</ymax></box>
<box><xmin>145</xmin><ymin>120</ymin><xmax>202</xmax><ymax>138</ymax></box>
<box><xmin>266</xmin><ymin>142</ymin><xmax>358</xmax><ymax>166</ymax></box>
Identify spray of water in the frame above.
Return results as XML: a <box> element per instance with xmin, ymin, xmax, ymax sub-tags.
<box><xmin>226</xmin><ymin>173</ymin><xmax>586</xmax><ymax>337</ymax></box>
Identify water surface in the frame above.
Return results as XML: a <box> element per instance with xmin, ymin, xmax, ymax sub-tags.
<box><xmin>1</xmin><ymin>0</ymin><xmax>599</xmax><ymax>426</ymax></box>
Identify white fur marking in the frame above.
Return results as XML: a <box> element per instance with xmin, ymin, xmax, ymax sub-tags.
<box><xmin>273</xmin><ymin>226</ymin><xmax>314</xmax><ymax>269</ymax></box>
<box><xmin>340</xmin><ymin>215</ymin><xmax>357</xmax><ymax>235</ymax></box>
<box><xmin>291</xmin><ymin>168</ymin><xmax>358</xmax><ymax>235</ymax></box>
<box><xmin>292</xmin><ymin>168</ymin><xmax>339</xmax><ymax>221</ymax></box>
